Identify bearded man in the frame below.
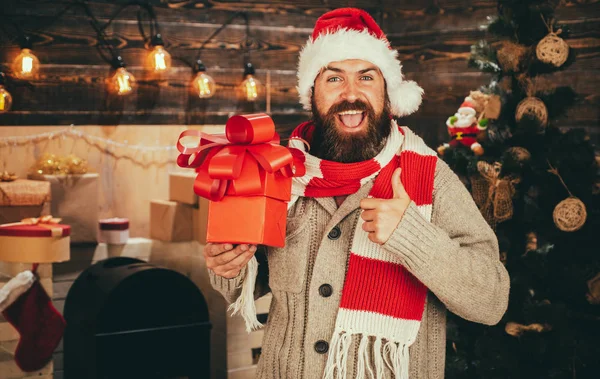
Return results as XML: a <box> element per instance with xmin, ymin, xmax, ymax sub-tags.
<box><xmin>204</xmin><ymin>8</ymin><xmax>509</xmax><ymax>379</ymax></box>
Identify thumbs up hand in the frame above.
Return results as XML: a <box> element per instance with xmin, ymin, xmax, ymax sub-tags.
<box><xmin>359</xmin><ymin>168</ymin><xmax>411</xmax><ymax>245</ymax></box>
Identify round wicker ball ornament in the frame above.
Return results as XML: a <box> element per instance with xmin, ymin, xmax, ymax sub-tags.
<box><xmin>536</xmin><ymin>33</ymin><xmax>569</xmax><ymax>67</ymax></box>
<box><xmin>553</xmin><ymin>197</ymin><xmax>587</xmax><ymax>232</ymax></box>
<box><xmin>516</xmin><ymin>97</ymin><xmax>548</xmax><ymax>129</ymax></box>
<box><xmin>497</xmin><ymin>42</ymin><xmax>529</xmax><ymax>73</ymax></box>
<box><xmin>506</xmin><ymin>147</ymin><xmax>531</xmax><ymax>163</ymax></box>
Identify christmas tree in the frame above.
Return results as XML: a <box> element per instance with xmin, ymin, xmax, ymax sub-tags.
<box><xmin>441</xmin><ymin>1</ymin><xmax>600</xmax><ymax>378</ymax></box>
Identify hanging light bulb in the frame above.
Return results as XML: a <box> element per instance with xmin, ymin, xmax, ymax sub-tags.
<box><xmin>12</xmin><ymin>36</ymin><xmax>40</xmax><ymax>79</ymax></box>
<box><xmin>190</xmin><ymin>60</ymin><xmax>216</xmax><ymax>99</ymax></box>
<box><xmin>147</xmin><ymin>34</ymin><xmax>171</xmax><ymax>73</ymax></box>
<box><xmin>241</xmin><ymin>62</ymin><xmax>260</xmax><ymax>102</ymax></box>
<box><xmin>0</xmin><ymin>73</ymin><xmax>13</xmax><ymax>113</ymax></box>
<box><xmin>108</xmin><ymin>56</ymin><xmax>136</xmax><ymax>96</ymax></box>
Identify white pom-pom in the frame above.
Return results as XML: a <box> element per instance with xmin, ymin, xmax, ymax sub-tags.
<box><xmin>389</xmin><ymin>80</ymin><xmax>424</xmax><ymax>117</ymax></box>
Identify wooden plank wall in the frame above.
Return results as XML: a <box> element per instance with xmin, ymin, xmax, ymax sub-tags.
<box><xmin>0</xmin><ymin>0</ymin><xmax>598</xmax><ymax>148</ymax></box>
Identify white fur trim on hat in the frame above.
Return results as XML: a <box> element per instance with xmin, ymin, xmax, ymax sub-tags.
<box><xmin>297</xmin><ymin>28</ymin><xmax>423</xmax><ymax>117</ymax></box>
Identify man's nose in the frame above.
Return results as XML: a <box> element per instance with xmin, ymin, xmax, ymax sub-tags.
<box><xmin>341</xmin><ymin>81</ymin><xmax>359</xmax><ymax>103</ymax></box>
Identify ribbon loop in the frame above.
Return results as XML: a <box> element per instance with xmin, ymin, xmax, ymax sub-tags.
<box><xmin>226</xmin><ymin>114</ymin><xmax>276</xmax><ymax>144</ymax></box>
<box><xmin>176</xmin><ymin>113</ymin><xmax>305</xmax><ymax>201</ymax></box>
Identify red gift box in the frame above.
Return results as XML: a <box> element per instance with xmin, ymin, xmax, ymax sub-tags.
<box><xmin>0</xmin><ymin>216</ymin><xmax>70</xmax><ymax>263</ymax></box>
<box><xmin>177</xmin><ymin>113</ymin><xmax>304</xmax><ymax>247</ymax></box>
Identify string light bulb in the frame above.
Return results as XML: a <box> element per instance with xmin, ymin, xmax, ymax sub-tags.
<box><xmin>0</xmin><ymin>73</ymin><xmax>13</xmax><ymax>113</ymax></box>
<box><xmin>12</xmin><ymin>36</ymin><xmax>40</xmax><ymax>79</ymax></box>
<box><xmin>190</xmin><ymin>60</ymin><xmax>216</xmax><ymax>99</ymax></box>
<box><xmin>241</xmin><ymin>62</ymin><xmax>260</xmax><ymax>102</ymax></box>
<box><xmin>147</xmin><ymin>34</ymin><xmax>171</xmax><ymax>73</ymax></box>
<box><xmin>108</xmin><ymin>56</ymin><xmax>136</xmax><ymax>96</ymax></box>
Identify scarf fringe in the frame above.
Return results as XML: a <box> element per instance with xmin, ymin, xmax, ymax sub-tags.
<box><xmin>227</xmin><ymin>256</ymin><xmax>263</xmax><ymax>333</ymax></box>
<box><xmin>324</xmin><ymin>331</ymin><xmax>411</xmax><ymax>379</ymax></box>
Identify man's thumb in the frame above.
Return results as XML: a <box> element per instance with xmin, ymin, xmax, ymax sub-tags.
<box><xmin>391</xmin><ymin>167</ymin><xmax>406</xmax><ymax>199</ymax></box>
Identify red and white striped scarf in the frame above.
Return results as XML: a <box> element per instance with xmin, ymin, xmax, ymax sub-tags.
<box><xmin>289</xmin><ymin>120</ymin><xmax>438</xmax><ymax>379</ymax></box>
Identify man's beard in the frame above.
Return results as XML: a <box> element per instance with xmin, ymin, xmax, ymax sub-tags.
<box><xmin>310</xmin><ymin>96</ymin><xmax>393</xmax><ymax>163</ymax></box>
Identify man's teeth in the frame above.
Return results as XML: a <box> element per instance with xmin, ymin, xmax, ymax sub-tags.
<box><xmin>338</xmin><ymin>110</ymin><xmax>363</xmax><ymax>115</ymax></box>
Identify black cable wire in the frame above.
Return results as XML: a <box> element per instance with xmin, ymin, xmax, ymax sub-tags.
<box><xmin>194</xmin><ymin>11</ymin><xmax>251</xmax><ymax>64</ymax></box>
<box><xmin>75</xmin><ymin>0</ymin><xmax>120</xmax><ymax>66</ymax></box>
<box><xmin>100</xmin><ymin>1</ymin><xmax>160</xmax><ymax>42</ymax></box>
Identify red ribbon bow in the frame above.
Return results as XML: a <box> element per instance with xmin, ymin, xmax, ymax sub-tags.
<box><xmin>176</xmin><ymin>113</ymin><xmax>305</xmax><ymax>201</ymax></box>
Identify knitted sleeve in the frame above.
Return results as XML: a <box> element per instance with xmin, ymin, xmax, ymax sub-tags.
<box><xmin>383</xmin><ymin>159</ymin><xmax>510</xmax><ymax>325</ymax></box>
<box><xmin>207</xmin><ymin>246</ymin><xmax>271</xmax><ymax>304</ymax></box>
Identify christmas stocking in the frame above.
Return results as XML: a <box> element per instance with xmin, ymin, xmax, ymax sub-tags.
<box><xmin>0</xmin><ymin>269</ymin><xmax>66</xmax><ymax>372</ymax></box>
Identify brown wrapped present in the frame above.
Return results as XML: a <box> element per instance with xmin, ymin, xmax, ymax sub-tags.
<box><xmin>169</xmin><ymin>171</ymin><xmax>198</xmax><ymax>206</ymax></box>
<box><xmin>0</xmin><ymin>179</ymin><xmax>51</xmax><ymax>224</ymax></box>
<box><xmin>29</xmin><ymin>173</ymin><xmax>99</xmax><ymax>243</ymax></box>
<box><xmin>150</xmin><ymin>200</ymin><xmax>193</xmax><ymax>242</ymax></box>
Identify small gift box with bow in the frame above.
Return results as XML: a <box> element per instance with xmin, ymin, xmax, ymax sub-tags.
<box><xmin>0</xmin><ymin>215</ymin><xmax>70</xmax><ymax>263</ymax></box>
<box><xmin>177</xmin><ymin>113</ymin><xmax>304</xmax><ymax>247</ymax></box>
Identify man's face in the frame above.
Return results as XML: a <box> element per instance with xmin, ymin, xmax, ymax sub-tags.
<box><xmin>311</xmin><ymin>59</ymin><xmax>391</xmax><ymax>163</ymax></box>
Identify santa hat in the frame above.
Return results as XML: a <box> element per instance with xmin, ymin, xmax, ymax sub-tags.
<box><xmin>297</xmin><ymin>8</ymin><xmax>424</xmax><ymax>117</ymax></box>
<box><xmin>458</xmin><ymin>100</ymin><xmax>477</xmax><ymax>115</ymax></box>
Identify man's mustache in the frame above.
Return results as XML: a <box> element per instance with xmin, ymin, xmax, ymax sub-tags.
<box><xmin>326</xmin><ymin>100</ymin><xmax>372</xmax><ymax>116</ymax></box>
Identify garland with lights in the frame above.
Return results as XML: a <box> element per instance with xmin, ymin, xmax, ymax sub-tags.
<box><xmin>0</xmin><ymin>1</ymin><xmax>261</xmax><ymax>112</ymax></box>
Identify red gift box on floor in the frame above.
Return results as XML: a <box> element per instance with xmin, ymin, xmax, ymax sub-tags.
<box><xmin>177</xmin><ymin>114</ymin><xmax>304</xmax><ymax>247</ymax></box>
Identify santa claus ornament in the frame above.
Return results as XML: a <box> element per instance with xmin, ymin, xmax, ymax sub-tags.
<box><xmin>439</xmin><ymin>99</ymin><xmax>487</xmax><ymax>156</ymax></box>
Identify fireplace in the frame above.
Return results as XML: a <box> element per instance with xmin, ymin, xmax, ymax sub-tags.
<box><xmin>63</xmin><ymin>257</ymin><xmax>211</xmax><ymax>379</ymax></box>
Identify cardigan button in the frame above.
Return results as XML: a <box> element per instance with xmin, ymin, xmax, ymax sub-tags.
<box><xmin>327</xmin><ymin>226</ymin><xmax>341</xmax><ymax>240</ymax></box>
<box><xmin>314</xmin><ymin>340</ymin><xmax>329</xmax><ymax>354</ymax></box>
<box><xmin>319</xmin><ymin>284</ymin><xmax>333</xmax><ymax>297</ymax></box>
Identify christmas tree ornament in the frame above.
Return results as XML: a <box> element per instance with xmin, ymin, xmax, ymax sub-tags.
<box><xmin>470</xmin><ymin>161</ymin><xmax>520</xmax><ymax>229</ymax></box>
<box><xmin>536</xmin><ymin>33</ymin><xmax>569</xmax><ymax>67</ymax></box>
<box><xmin>496</xmin><ymin>41</ymin><xmax>529</xmax><ymax>73</ymax></box>
<box><xmin>525</xmin><ymin>232</ymin><xmax>538</xmax><ymax>253</ymax></box>
<box><xmin>553</xmin><ymin>197</ymin><xmax>587</xmax><ymax>232</ymax></box>
<box><xmin>502</xmin><ymin>147</ymin><xmax>532</xmax><ymax>177</ymax></box>
<box><xmin>505</xmin><ymin>322</ymin><xmax>552</xmax><ymax>337</ymax></box>
<box><xmin>439</xmin><ymin>98</ymin><xmax>488</xmax><ymax>156</ymax></box>
<box><xmin>547</xmin><ymin>161</ymin><xmax>587</xmax><ymax>232</ymax></box>
<box><xmin>536</xmin><ymin>18</ymin><xmax>569</xmax><ymax>68</ymax></box>
<box><xmin>506</xmin><ymin>147</ymin><xmax>531</xmax><ymax>163</ymax></box>
<box><xmin>586</xmin><ymin>272</ymin><xmax>600</xmax><ymax>304</ymax></box>
<box><xmin>515</xmin><ymin>97</ymin><xmax>548</xmax><ymax>129</ymax></box>
<box><xmin>0</xmin><ymin>265</ymin><xmax>66</xmax><ymax>371</ymax></box>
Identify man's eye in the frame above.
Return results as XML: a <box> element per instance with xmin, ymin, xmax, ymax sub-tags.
<box><xmin>327</xmin><ymin>77</ymin><xmax>342</xmax><ymax>82</ymax></box>
<box><xmin>360</xmin><ymin>76</ymin><xmax>373</xmax><ymax>81</ymax></box>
